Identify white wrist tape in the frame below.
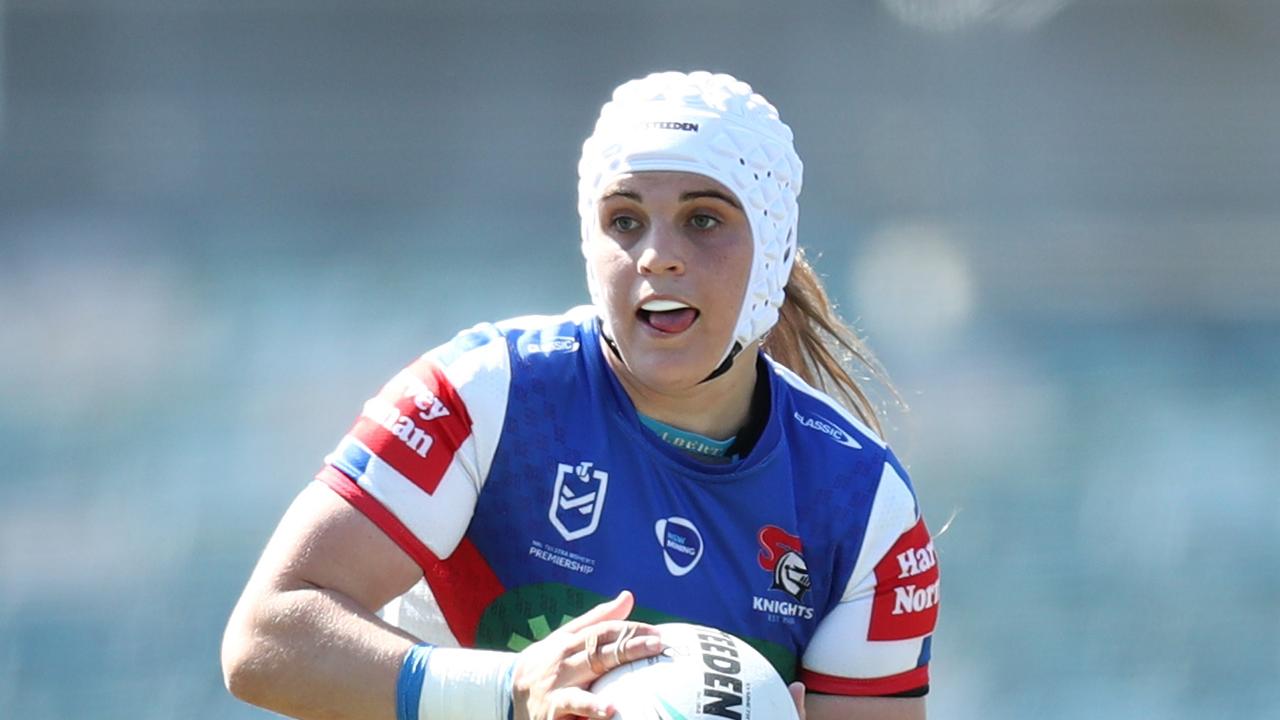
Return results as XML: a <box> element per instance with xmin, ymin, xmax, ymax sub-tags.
<box><xmin>416</xmin><ymin>647</ymin><xmax>515</xmax><ymax>720</ymax></box>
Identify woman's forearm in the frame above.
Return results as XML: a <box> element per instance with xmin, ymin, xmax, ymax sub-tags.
<box><xmin>222</xmin><ymin>580</ymin><xmax>417</xmax><ymax>720</ymax></box>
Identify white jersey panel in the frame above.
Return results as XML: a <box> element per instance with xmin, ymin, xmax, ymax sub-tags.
<box><xmin>844</xmin><ymin>462</ymin><xmax>919</xmax><ymax>602</ymax></box>
<box><xmin>381</xmin><ymin>579</ymin><xmax>462</xmax><ymax>648</ymax></box>
<box><xmin>801</xmin><ymin>596</ymin><xmax>926</xmax><ymax>679</ymax></box>
<box><xmin>434</xmin><ymin>333</ymin><xmax>511</xmax><ymax>490</ymax></box>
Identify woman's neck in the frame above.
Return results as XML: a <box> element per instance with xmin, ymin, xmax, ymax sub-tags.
<box><xmin>604</xmin><ymin>342</ymin><xmax>760</xmax><ymax>441</ymax></box>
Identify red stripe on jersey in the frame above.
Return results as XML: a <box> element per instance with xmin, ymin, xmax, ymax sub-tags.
<box><xmin>868</xmin><ymin>516</ymin><xmax>939</xmax><ymax>641</ymax></box>
<box><xmin>348</xmin><ymin>357</ymin><xmax>474</xmax><ymax>495</ymax></box>
<box><xmin>799</xmin><ymin>665</ymin><xmax>929</xmax><ymax>697</ymax></box>
<box><xmin>317</xmin><ymin>467</ymin><xmax>504</xmax><ymax>647</ymax></box>
<box><xmin>418</xmin><ymin>536</ymin><xmax>505</xmax><ymax>647</ymax></box>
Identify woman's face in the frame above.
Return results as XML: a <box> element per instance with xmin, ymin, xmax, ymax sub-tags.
<box><xmin>585</xmin><ymin>171</ymin><xmax>753</xmax><ymax>392</ymax></box>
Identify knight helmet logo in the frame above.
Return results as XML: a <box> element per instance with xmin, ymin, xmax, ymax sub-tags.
<box><xmin>549</xmin><ymin>462</ymin><xmax>609</xmax><ymax>541</ymax></box>
<box><xmin>757</xmin><ymin>525</ymin><xmax>811</xmax><ymax>602</ymax></box>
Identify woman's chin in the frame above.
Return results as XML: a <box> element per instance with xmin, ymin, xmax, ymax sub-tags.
<box><xmin>613</xmin><ymin>349</ymin><xmax>718</xmax><ymax>395</ymax></box>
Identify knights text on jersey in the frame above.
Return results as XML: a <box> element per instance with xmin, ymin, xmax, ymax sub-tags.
<box><xmin>315</xmin><ymin>306</ymin><xmax>938</xmax><ymax>696</ymax></box>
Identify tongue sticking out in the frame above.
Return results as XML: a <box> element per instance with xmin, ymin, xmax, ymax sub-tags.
<box><xmin>646</xmin><ymin>308</ymin><xmax>698</xmax><ymax>334</ymax></box>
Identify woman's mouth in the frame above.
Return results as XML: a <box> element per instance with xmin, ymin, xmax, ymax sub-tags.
<box><xmin>637</xmin><ymin>298</ymin><xmax>700</xmax><ymax>334</ymax></box>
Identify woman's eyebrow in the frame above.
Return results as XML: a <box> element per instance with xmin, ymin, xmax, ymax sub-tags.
<box><xmin>600</xmin><ymin>189</ymin><xmax>642</xmax><ymax>203</ymax></box>
<box><xmin>680</xmin><ymin>190</ymin><xmax>741</xmax><ymax>209</ymax></box>
<box><xmin>599</xmin><ymin>188</ymin><xmax>741</xmax><ymax>210</ymax></box>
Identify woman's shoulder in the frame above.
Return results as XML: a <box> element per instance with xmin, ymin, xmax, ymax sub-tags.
<box><xmin>424</xmin><ymin>306</ymin><xmax>597</xmax><ymax>367</ymax></box>
<box><xmin>762</xmin><ymin>355</ymin><xmax>924</xmax><ymax>511</ymax></box>
<box><xmin>492</xmin><ymin>305</ymin><xmax>598</xmax><ymax>357</ymax></box>
<box><xmin>764</xmin><ymin>356</ymin><xmax>889</xmax><ymax>457</ymax></box>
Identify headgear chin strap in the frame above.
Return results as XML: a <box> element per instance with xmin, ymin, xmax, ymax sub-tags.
<box><xmin>578</xmin><ymin>71</ymin><xmax>804</xmax><ymax>379</ymax></box>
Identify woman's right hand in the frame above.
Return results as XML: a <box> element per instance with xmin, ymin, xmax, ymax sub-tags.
<box><xmin>510</xmin><ymin>590</ymin><xmax>663</xmax><ymax>720</ymax></box>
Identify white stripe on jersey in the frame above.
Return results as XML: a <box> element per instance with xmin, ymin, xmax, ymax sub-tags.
<box><xmin>801</xmin><ymin>588</ymin><xmax>926</xmax><ymax>679</ymax></box>
<box><xmin>843</xmin><ymin>461</ymin><xmax>919</xmax><ymax>601</ymax></box>
<box><xmin>381</xmin><ymin>579</ymin><xmax>463</xmax><ymax>647</ymax></box>
<box><xmin>437</xmin><ymin>335</ymin><xmax>511</xmax><ymax>491</ymax></box>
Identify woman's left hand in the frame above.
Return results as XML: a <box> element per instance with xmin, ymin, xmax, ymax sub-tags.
<box><xmin>510</xmin><ymin>590</ymin><xmax>663</xmax><ymax>720</ymax></box>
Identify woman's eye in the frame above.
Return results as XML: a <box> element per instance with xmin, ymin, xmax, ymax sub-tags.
<box><xmin>690</xmin><ymin>214</ymin><xmax>720</xmax><ymax>230</ymax></box>
<box><xmin>611</xmin><ymin>216</ymin><xmax>641</xmax><ymax>232</ymax></box>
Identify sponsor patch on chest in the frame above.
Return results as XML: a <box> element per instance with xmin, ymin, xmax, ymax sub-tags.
<box><xmin>654</xmin><ymin>516</ymin><xmax>704</xmax><ymax>576</ymax></box>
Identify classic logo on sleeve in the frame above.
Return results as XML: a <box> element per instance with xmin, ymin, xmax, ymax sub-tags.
<box><xmin>350</xmin><ymin>357</ymin><xmax>472</xmax><ymax>494</ymax></box>
<box><xmin>868</xmin><ymin>517</ymin><xmax>939</xmax><ymax>641</ymax></box>
<box><xmin>549</xmin><ymin>461</ymin><xmax>608</xmax><ymax>541</ymax></box>
<box><xmin>524</xmin><ymin>336</ymin><xmax>580</xmax><ymax>354</ymax></box>
<box><xmin>792</xmin><ymin>412</ymin><xmax>861</xmax><ymax>449</ymax></box>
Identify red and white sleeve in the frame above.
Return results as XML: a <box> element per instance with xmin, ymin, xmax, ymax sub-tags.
<box><xmin>316</xmin><ymin>330</ymin><xmax>511</xmax><ymax>567</ymax></box>
<box><xmin>799</xmin><ymin>459</ymin><xmax>939</xmax><ymax>696</ymax></box>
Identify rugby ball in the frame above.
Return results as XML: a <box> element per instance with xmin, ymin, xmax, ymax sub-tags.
<box><xmin>590</xmin><ymin>623</ymin><xmax>798</xmax><ymax>720</ymax></box>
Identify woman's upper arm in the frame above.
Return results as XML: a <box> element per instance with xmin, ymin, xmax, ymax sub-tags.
<box><xmin>240</xmin><ymin>480</ymin><xmax>422</xmax><ymax>610</ymax></box>
<box><xmin>806</xmin><ymin>694</ymin><xmax>925</xmax><ymax>720</ymax></box>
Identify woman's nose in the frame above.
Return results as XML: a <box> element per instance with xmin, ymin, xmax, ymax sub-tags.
<box><xmin>635</xmin><ymin>225</ymin><xmax>686</xmax><ymax>276</ymax></box>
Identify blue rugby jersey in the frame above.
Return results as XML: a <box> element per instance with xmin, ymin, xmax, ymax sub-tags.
<box><xmin>317</xmin><ymin>306</ymin><xmax>938</xmax><ymax>695</ymax></box>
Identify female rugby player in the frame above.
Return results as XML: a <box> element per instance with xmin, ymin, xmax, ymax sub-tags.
<box><xmin>222</xmin><ymin>71</ymin><xmax>938</xmax><ymax>720</ymax></box>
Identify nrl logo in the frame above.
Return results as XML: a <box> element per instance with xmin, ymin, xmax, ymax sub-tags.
<box><xmin>549</xmin><ymin>462</ymin><xmax>609</xmax><ymax>541</ymax></box>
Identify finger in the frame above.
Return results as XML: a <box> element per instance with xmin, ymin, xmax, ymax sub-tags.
<box><xmin>570</xmin><ymin>626</ymin><xmax>664</xmax><ymax>683</ymax></box>
<box><xmin>574</xmin><ymin>619</ymin><xmax>662</xmax><ymax>643</ymax></box>
<box><xmin>609</xmin><ymin>628</ymin><xmax>663</xmax><ymax>666</ymax></box>
<box><xmin>572</xmin><ymin>621</ymin><xmax>662</xmax><ymax>667</ymax></box>
<box><xmin>557</xmin><ymin>590</ymin><xmax>635</xmax><ymax>635</ymax></box>
<box><xmin>546</xmin><ymin>686</ymin><xmax>615</xmax><ymax>720</ymax></box>
<box><xmin>584</xmin><ymin>630</ymin><xmax>606</xmax><ymax>675</ymax></box>
<box><xmin>611</xmin><ymin>624</ymin><xmax>638</xmax><ymax>668</ymax></box>
<box><xmin>788</xmin><ymin>681</ymin><xmax>806</xmax><ymax>720</ymax></box>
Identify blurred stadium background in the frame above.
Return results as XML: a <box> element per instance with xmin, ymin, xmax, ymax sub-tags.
<box><xmin>2</xmin><ymin>1</ymin><xmax>1278</xmax><ymax>718</ymax></box>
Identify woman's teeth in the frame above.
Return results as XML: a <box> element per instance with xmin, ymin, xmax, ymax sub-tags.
<box><xmin>640</xmin><ymin>298</ymin><xmax>691</xmax><ymax>312</ymax></box>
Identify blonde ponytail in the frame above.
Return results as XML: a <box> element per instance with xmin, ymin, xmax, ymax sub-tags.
<box><xmin>763</xmin><ymin>249</ymin><xmax>900</xmax><ymax>437</ymax></box>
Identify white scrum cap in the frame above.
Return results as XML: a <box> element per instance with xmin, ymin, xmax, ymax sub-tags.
<box><xmin>578</xmin><ymin>70</ymin><xmax>804</xmax><ymax>367</ymax></box>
